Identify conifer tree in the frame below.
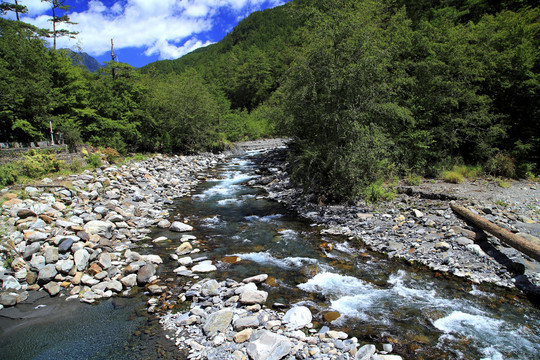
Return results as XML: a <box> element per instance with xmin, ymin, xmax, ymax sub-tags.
<box><xmin>41</xmin><ymin>0</ymin><xmax>78</xmax><ymax>50</ymax></box>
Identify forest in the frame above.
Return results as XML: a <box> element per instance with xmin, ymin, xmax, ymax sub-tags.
<box><xmin>0</xmin><ymin>0</ymin><xmax>538</xmax><ymax>200</ymax></box>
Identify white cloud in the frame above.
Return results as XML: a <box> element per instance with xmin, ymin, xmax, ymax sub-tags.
<box><xmin>145</xmin><ymin>38</ymin><xmax>214</xmax><ymax>60</ymax></box>
<box><xmin>11</xmin><ymin>0</ymin><xmax>285</xmax><ymax>61</ymax></box>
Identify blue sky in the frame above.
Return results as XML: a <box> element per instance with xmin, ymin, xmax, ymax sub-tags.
<box><xmin>4</xmin><ymin>0</ymin><xmax>285</xmax><ymax>67</ymax></box>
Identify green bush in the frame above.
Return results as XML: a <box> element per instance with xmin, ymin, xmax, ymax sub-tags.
<box><xmin>363</xmin><ymin>181</ymin><xmax>396</xmax><ymax>203</ymax></box>
<box><xmin>100</xmin><ymin>147</ymin><xmax>120</xmax><ymax>164</ymax></box>
<box><xmin>405</xmin><ymin>173</ymin><xmax>422</xmax><ymax>186</ymax></box>
<box><xmin>0</xmin><ymin>163</ymin><xmax>19</xmax><ymax>187</ymax></box>
<box><xmin>486</xmin><ymin>153</ymin><xmax>516</xmax><ymax>178</ymax></box>
<box><xmin>20</xmin><ymin>150</ymin><xmax>63</xmax><ymax>178</ymax></box>
<box><xmin>86</xmin><ymin>153</ymin><xmax>101</xmax><ymax>168</ymax></box>
<box><xmin>68</xmin><ymin>159</ymin><xmax>84</xmax><ymax>172</ymax></box>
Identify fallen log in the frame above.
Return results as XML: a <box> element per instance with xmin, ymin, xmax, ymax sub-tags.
<box><xmin>450</xmin><ymin>202</ymin><xmax>540</xmax><ymax>262</ymax></box>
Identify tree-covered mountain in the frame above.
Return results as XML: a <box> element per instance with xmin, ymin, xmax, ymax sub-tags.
<box><xmin>1</xmin><ymin>0</ymin><xmax>538</xmax><ymax>201</ymax></box>
<box><xmin>65</xmin><ymin>49</ymin><xmax>102</xmax><ymax>72</ymax></box>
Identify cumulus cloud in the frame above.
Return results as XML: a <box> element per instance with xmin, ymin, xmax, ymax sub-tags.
<box><xmin>13</xmin><ymin>0</ymin><xmax>286</xmax><ymax>61</ymax></box>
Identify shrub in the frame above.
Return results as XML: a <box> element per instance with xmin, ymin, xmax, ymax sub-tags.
<box><xmin>100</xmin><ymin>147</ymin><xmax>120</xmax><ymax>164</ymax></box>
<box><xmin>86</xmin><ymin>153</ymin><xmax>101</xmax><ymax>168</ymax></box>
<box><xmin>68</xmin><ymin>159</ymin><xmax>84</xmax><ymax>172</ymax></box>
<box><xmin>486</xmin><ymin>153</ymin><xmax>516</xmax><ymax>178</ymax></box>
<box><xmin>363</xmin><ymin>181</ymin><xmax>396</xmax><ymax>203</ymax></box>
<box><xmin>20</xmin><ymin>150</ymin><xmax>63</xmax><ymax>178</ymax></box>
<box><xmin>405</xmin><ymin>173</ymin><xmax>422</xmax><ymax>186</ymax></box>
<box><xmin>0</xmin><ymin>163</ymin><xmax>19</xmax><ymax>187</ymax></box>
<box><xmin>441</xmin><ymin>170</ymin><xmax>464</xmax><ymax>184</ymax></box>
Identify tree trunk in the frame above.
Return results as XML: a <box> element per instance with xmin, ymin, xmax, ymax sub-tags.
<box><xmin>450</xmin><ymin>202</ymin><xmax>540</xmax><ymax>262</ymax></box>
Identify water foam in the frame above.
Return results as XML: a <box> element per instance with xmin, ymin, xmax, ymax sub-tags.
<box><xmin>234</xmin><ymin>251</ymin><xmax>318</xmax><ymax>269</ymax></box>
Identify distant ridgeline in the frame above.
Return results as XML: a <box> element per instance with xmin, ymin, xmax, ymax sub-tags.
<box><xmin>64</xmin><ymin>49</ymin><xmax>102</xmax><ymax>72</ymax></box>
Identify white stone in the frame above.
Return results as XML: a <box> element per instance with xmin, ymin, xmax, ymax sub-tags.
<box><xmin>283</xmin><ymin>306</ymin><xmax>312</xmax><ymax>330</ymax></box>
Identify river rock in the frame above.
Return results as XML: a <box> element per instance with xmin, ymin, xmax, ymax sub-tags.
<box><xmin>98</xmin><ymin>252</ymin><xmax>112</xmax><ymax>269</ymax></box>
<box><xmin>58</xmin><ymin>238</ymin><xmax>75</xmax><ymax>253</ymax></box>
<box><xmin>84</xmin><ymin>220</ymin><xmax>114</xmax><ymax>238</ymax></box>
<box><xmin>2</xmin><ymin>275</ymin><xmax>21</xmax><ymax>291</ymax></box>
<box><xmin>81</xmin><ymin>274</ymin><xmax>100</xmax><ymax>286</ymax></box>
<box><xmin>157</xmin><ymin>219</ymin><xmax>171</xmax><ymax>228</ymax></box>
<box><xmin>44</xmin><ymin>281</ymin><xmax>61</xmax><ymax>296</ymax></box>
<box><xmin>107</xmin><ymin>279</ymin><xmax>123</xmax><ymax>292</ymax></box>
<box><xmin>142</xmin><ymin>254</ymin><xmax>163</xmax><ymax>264</ymax></box>
<box><xmin>169</xmin><ymin>221</ymin><xmax>193</xmax><ymax>232</ymax></box>
<box><xmin>192</xmin><ymin>260</ymin><xmax>217</xmax><ymax>273</ymax></box>
<box><xmin>56</xmin><ymin>259</ymin><xmax>74</xmax><ymax>274</ymax></box>
<box><xmin>355</xmin><ymin>344</ymin><xmax>376</xmax><ymax>360</ymax></box>
<box><xmin>121</xmin><ymin>274</ymin><xmax>137</xmax><ymax>288</ymax></box>
<box><xmin>239</xmin><ymin>289</ymin><xmax>268</xmax><ymax>305</ymax></box>
<box><xmin>283</xmin><ymin>306</ymin><xmax>312</xmax><ymax>330</ymax></box>
<box><xmin>243</xmin><ymin>274</ymin><xmax>268</xmax><ymax>284</ymax></box>
<box><xmin>203</xmin><ymin>309</ymin><xmax>233</xmax><ymax>337</ymax></box>
<box><xmin>0</xmin><ymin>292</ymin><xmax>18</xmax><ymax>306</ymax></box>
<box><xmin>24</xmin><ymin>242</ymin><xmax>41</xmax><ymax>260</ymax></box>
<box><xmin>44</xmin><ymin>246</ymin><xmax>59</xmax><ymax>263</ymax></box>
<box><xmin>234</xmin><ymin>328</ymin><xmax>253</xmax><ymax>343</ymax></box>
<box><xmin>178</xmin><ymin>256</ymin><xmax>193</xmax><ymax>266</ymax></box>
<box><xmin>247</xmin><ymin>330</ymin><xmax>292</xmax><ymax>360</ymax></box>
<box><xmin>17</xmin><ymin>208</ymin><xmax>36</xmax><ymax>219</ymax></box>
<box><xmin>176</xmin><ymin>242</ymin><xmax>192</xmax><ymax>255</ymax></box>
<box><xmin>137</xmin><ymin>263</ymin><xmax>156</xmax><ymax>285</ymax></box>
<box><xmin>74</xmin><ymin>249</ymin><xmax>90</xmax><ymax>271</ymax></box>
<box><xmin>38</xmin><ymin>264</ymin><xmax>58</xmax><ymax>283</ymax></box>
<box><xmin>25</xmin><ymin>231</ymin><xmax>49</xmax><ymax>243</ymax></box>
<box><xmin>233</xmin><ymin>315</ymin><xmax>260</xmax><ymax>330</ymax></box>
<box><xmin>201</xmin><ymin>279</ymin><xmax>220</xmax><ymax>297</ymax></box>
<box><xmin>30</xmin><ymin>254</ymin><xmax>46</xmax><ymax>272</ymax></box>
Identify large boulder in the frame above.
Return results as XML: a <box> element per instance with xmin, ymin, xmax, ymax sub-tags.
<box><xmin>246</xmin><ymin>330</ymin><xmax>292</xmax><ymax>360</ymax></box>
<box><xmin>203</xmin><ymin>309</ymin><xmax>233</xmax><ymax>337</ymax></box>
<box><xmin>282</xmin><ymin>306</ymin><xmax>312</xmax><ymax>330</ymax></box>
<box><xmin>169</xmin><ymin>221</ymin><xmax>193</xmax><ymax>232</ymax></box>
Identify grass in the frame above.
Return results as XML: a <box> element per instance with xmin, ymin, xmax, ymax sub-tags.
<box><xmin>496</xmin><ymin>178</ymin><xmax>511</xmax><ymax>188</ymax></box>
<box><xmin>405</xmin><ymin>173</ymin><xmax>422</xmax><ymax>186</ymax></box>
<box><xmin>441</xmin><ymin>170</ymin><xmax>464</xmax><ymax>184</ymax></box>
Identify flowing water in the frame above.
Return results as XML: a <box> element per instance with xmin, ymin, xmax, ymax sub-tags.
<box><xmin>2</xmin><ymin>150</ymin><xmax>539</xmax><ymax>360</ymax></box>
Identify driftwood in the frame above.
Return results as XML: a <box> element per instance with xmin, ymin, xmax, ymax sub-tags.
<box><xmin>451</xmin><ymin>202</ymin><xmax>540</xmax><ymax>262</ymax></box>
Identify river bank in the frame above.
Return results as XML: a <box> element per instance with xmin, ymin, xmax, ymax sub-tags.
<box><xmin>254</xmin><ymin>147</ymin><xmax>540</xmax><ymax>300</ymax></box>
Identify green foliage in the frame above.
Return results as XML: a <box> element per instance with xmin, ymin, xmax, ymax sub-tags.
<box><xmin>441</xmin><ymin>170</ymin><xmax>465</xmax><ymax>184</ymax></box>
<box><xmin>485</xmin><ymin>153</ymin><xmax>516</xmax><ymax>178</ymax></box>
<box><xmin>100</xmin><ymin>147</ymin><xmax>120</xmax><ymax>164</ymax></box>
<box><xmin>405</xmin><ymin>173</ymin><xmax>422</xmax><ymax>186</ymax></box>
<box><xmin>496</xmin><ymin>178</ymin><xmax>511</xmax><ymax>188</ymax></box>
<box><xmin>19</xmin><ymin>149</ymin><xmax>64</xmax><ymax>178</ymax></box>
<box><xmin>86</xmin><ymin>153</ymin><xmax>101</xmax><ymax>168</ymax></box>
<box><xmin>363</xmin><ymin>181</ymin><xmax>396</xmax><ymax>204</ymax></box>
<box><xmin>0</xmin><ymin>162</ymin><xmax>19</xmax><ymax>187</ymax></box>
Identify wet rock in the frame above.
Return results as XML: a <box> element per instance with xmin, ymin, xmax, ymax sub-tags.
<box><xmin>203</xmin><ymin>308</ymin><xmax>233</xmax><ymax>337</ymax></box>
<box><xmin>355</xmin><ymin>344</ymin><xmax>376</xmax><ymax>360</ymax></box>
<box><xmin>243</xmin><ymin>274</ymin><xmax>268</xmax><ymax>284</ymax></box>
<box><xmin>157</xmin><ymin>219</ymin><xmax>171</xmax><ymax>228</ymax></box>
<box><xmin>0</xmin><ymin>292</ymin><xmax>18</xmax><ymax>306</ymax></box>
<box><xmin>283</xmin><ymin>306</ymin><xmax>312</xmax><ymax>330</ymax></box>
<box><xmin>137</xmin><ymin>263</ymin><xmax>156</xmax><ymax>285</ymax></box>
<box><xmin>169</xmin><ymin>221</ymin><xmax>193</xmax><ymax>232</ymax></box>
<box><xmin>120</xmin><ymin>274</ymin><xmax>137</xmax><ymax>288</ymax></box>
<box><xmin>247</xmin><ymin>330</ymin><xmax>292</xmax><ymax>360</ymax></box>
<box><xmin>192</xmin><ymin>260</ymin><xmax>217</xmax><ymax>273</ymax></box>
<box><xmin>175</xmin><ymin>242</ymin><xmax>192</xmax><ymax>255</ymax></box>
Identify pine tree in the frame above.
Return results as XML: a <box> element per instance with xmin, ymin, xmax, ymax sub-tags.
<box><xmin>41</xmin><ymin>0</ymin><xmax>78</xmax><ymax>50</ymax></box>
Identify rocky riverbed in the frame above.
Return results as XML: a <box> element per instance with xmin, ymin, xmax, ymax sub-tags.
<box><xmin>1</xmin><ymin>142</ymin><xmax>539</xmax><ymax>360</ymax></box>
<box><xmin>253</xmin><ymin>147</ymin><xmax>540</xmax><ymax>299</ymax></box>
<box><xmin>0</xmin><ymin>153</ymin><xmax>224</xmax><ymax>310</ymax></box>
